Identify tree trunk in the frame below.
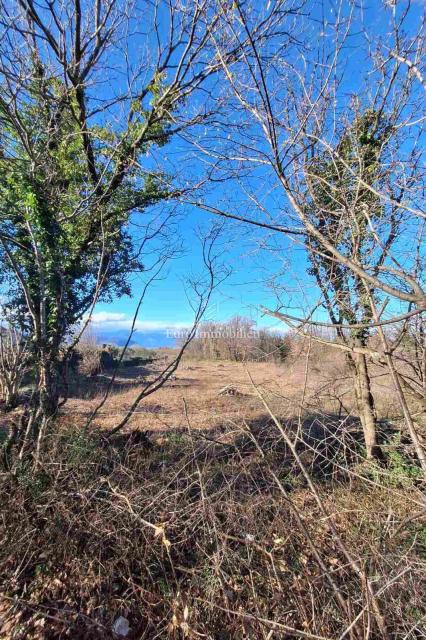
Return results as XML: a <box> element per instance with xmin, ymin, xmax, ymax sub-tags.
<box><xmin>16</xmin><ymin>350</ymin><xmax>60</xmax><ymax>463</ymax></box>
<box><xmin>38</xmin><ymin>354</ymin><xmax>60</xmax><ymax>421</ymax></box>
<box><xmin>355</xmin><ymin>352</ymin><xmax>381</xmax><ymax>459</ymax></box>
<box><xmin>4</xmin><ymin>384</ymin><xmax>19</xmax><ymax>410</ymax></box>
<box><xmin>347</xmin><ymin>351</ymin><xmax>380</xmax><ymax>460</ymax></box>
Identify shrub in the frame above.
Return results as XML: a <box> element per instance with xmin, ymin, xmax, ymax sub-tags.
<box><xmin>76</xmin><ymin>342</ymin><xmax>119</xmax><ymax>377</ymax></box>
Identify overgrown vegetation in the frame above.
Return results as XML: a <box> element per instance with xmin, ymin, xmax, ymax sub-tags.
<box><xmin>1</xmin><ymin>420</ymin><xmax>425</xmax><ymax>639</ymax></box>
<box><xmin>0</xmin><ymin>1</ymin><xmax>425</xmax><ymax>638</ymax></box>
<box><xmin>182</xmin><ymin>317</ymin><xmax>290</xmax><ymax>363</ymax></box>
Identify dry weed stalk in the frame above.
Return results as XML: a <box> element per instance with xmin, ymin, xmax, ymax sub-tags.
<box><xmin>246</xmin><ymin>368</ymin><xmax>387</xmax><ymax>638</ymax></box>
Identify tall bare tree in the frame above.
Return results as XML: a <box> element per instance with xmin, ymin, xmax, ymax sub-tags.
<box><xmin>188</xmin><ymin>0</ymin><xmax>426</xmax><ymax>467</ymax></box>
<box><xmin>302</xmin><ymin>109</ymin><xmax>398</xmax><ymax>459</ymax></box>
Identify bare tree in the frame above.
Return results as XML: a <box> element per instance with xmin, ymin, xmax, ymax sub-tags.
<box><xmin>188</xmin><ymin>0</ymin><xmax>426</xmax><ymax>467</ymax></box>
<box><xmin>297</xmin><ymin>109</ymin><xmax>400</xmax><ymax>460</ymax></box>
<box><xmin>0</xmin><ymin>318</ymin><xmax>28</xmax><ymax>409</ymax></box>
<box><xmin>182</xmin><ymin>316</ymin><xmax>289</xmax><ymax>362</ymax></box>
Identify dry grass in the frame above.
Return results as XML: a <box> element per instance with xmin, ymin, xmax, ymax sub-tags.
<box><xmin>64</xmin><ymin>343</ymin><xmax>397</xmax><ymax>434</ymax></box>
<box><xmin>1</xmin><ymin>421</ymin><xmax>425</xmax><ymax>640</ymax></box>
<box><xmin>0</xmin><ymin>345</ymin><xmax>425</xmax><ymax>639</ymax></box>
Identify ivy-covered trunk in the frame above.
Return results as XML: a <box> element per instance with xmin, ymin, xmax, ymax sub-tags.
<box><xmin>38</xmin><ymin>348</ymin><xmax>60</xmax><ymax>421</ymax></box>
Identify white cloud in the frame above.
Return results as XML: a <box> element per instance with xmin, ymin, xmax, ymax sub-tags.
<box><xmin>90</xmin><ymin>312</ymin><xmax>127</xmax><ymax>324</ymax></box>
<box><xmin>86</xmin><ymin>312</ymin><xmax>193</xmax><ymax>332</ymax></box>
<box><xmin>85</xmin><ymin>312</ymin><xmax>286</xmax><ymax>334</ymax></box>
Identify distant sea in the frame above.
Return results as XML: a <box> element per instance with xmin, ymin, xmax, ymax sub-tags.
<box><xmin>94</xmin><ymin>329</ymin><xmax>176</xmax><ymax>349</ymax></box>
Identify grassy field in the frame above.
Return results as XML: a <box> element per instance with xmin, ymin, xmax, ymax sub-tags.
<box><xmin>0</xmin><ymin>346</ymin><xmax>425</xmax><ymax>639</ymax></box>
<box><xmin>64</xmin><ymin>343</ymin><xmax>402</xmax><ymax>433</ymax></box>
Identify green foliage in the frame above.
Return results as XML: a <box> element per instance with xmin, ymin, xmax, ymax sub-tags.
<box><xmin>306</xmin><ymin>110</ymin><xmax>394</xmax><ymax>339</ymax></box>
<box><xmin>0</xmin><ymin>63</ymin><xmax>175</xmax><ymax>390</ymax></box>
<box><xmin>417</xmin><ymin>526</ymin><xmax>426</xmax><ymax>559</ymax></box>
<box><xmin>119</xmin><ymin>346</ymin><xmax>156</xmax><ymax>366</ymax></box>
<box><xmin>361</xmin><ymin>433</ymin><xmax>422</xmax><ymax>488</ymax></box>
<box><xmin>14</xmin><ymin>462</ymin><xmax>51</xmax><ymax>499</ymax></box>
<box><xmin>385</xmin><ymin>433</ymin><xmax>422</xmax><ymax>487</ymax></box>
<box><xmin>63</xmin><ymin>431</ymin><xmax>98</xmax><ymax>469</ymax></box>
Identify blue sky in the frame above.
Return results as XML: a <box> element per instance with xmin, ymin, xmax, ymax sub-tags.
<box><xmin>89</xmin><ymin>0</ymin><xmax>424</xmax><ymax>345</ymax></box>
<box><xmin>91</xmin><ymin>207</ymin><xmax>309</xmax><ymax>338</ymax></box>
